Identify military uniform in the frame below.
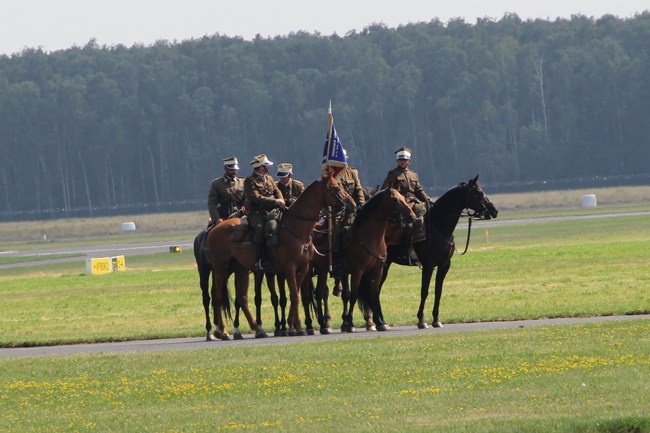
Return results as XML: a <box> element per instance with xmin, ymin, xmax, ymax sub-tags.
<box><xmin>277</xmin><ymin>179</ymin><xmax>305</xmax><ymax>205</ymax></box>
<box><xmin>336</xmin><ymin>167</ymin><xmax>365</xmax><ymax>207</ymax></box>
<box><xmin>244</xmin><ymin>155</ymin><xmax>284</xmax><ymax>270</ymax></box>
<box><xmin>380</xmin><ymin>167</ymin><xmax>430</xmax><ymax>202</ymax></box>
<box><xmin>208</xmin><ymin>175</ymin><xmax>245</xmax><ymax>222</ymax></box>
<box><xmin>381</xmin><ymin>147</ymin><xmax>430</xmax><ymax>246</ymax></box>
<box><xmin>275</xmin><ymin>162</ymin><xmax>305</xmax><ymax>206</ymax></box>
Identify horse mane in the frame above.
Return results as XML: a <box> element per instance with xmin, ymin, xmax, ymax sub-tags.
<box><xmin>354</xmin><ymin>188</ymin><xmax>390</xmax><ymax>226</ymax></box>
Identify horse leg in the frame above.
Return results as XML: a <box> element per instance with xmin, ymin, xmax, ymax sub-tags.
<box><xmin>234</xmin><ymin>270</ymin><xmax>268</xmax><ymax>339</ymax></box>
<box><xmin>316</xmin><ymin>270</ymin><xmax>332</xmax><ymax>334</ymax></box>
<box><xmin>211</xmin><ymin>271</ymin><xmax>229</xmax><ymax>340</ymax></box>
<box><xmin>417</xmin><ymin>264</ymin><xmax>435</xmax><ymax>329</ymax></box>
<box><xmin>341</xmin><ymin>274</ymin><xmax>360</xmax><ymax>333</ymax></box>
<box><xmin>262</xmin><ymin>272</ymin><xmax>282</xmax><ymax>336</ymax></box>
<box><xmin>285</xmin><ymin>269</ymin><xmax>305</xmax><ymax>336</ymax></box>
<box><xmin>253</xmin><ymin>271</ymin><xmax>265</xmax><ymax>327</ymax></box>
<box><xmin>431</xmin><ymin>261</ymin><xmax>451</xmax><ymax>328</ymax></box>
<box><xmin>277</xmin><ymin>274</ymin><xmax>288</xmax><ymax>336</ymax></box>
<box><xmin>340</xmin><ymin>275</ymin><xmax>351</xmax><ymax>331</ymax></box>
<box><xmin>368</xmin><ymin>268</ymin><xmax>390</xmax><ymax>331</ymax></box>
<box><xmin>300</xmin><ymin>275</ymin><xmax>315</xmax><ymax>335</ymax></box>
<box><xmin>200</xmin><ymin>265</ymin><xmax>216</xmax><ymax>341</ymax></box>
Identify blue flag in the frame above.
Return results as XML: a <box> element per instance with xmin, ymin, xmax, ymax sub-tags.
<box><xmin>321</xmin><ymin>102</ymin><xmax>348</xmax><ymax>175</ymax></box>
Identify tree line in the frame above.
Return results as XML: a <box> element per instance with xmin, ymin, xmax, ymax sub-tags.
<box><xmin>1</xmin><ymin>12</ymin><xmax>649</xmax><ymax>220</ymax></box>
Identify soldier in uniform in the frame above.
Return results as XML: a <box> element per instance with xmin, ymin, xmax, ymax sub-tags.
<box><xmin>208</xmin><ymin>156</ymin><xmax>245</xmax><ymax>226</ymax></box>
<box><xmin>244</xmin><ymin>154</ymin><xmax>285</xmax><ymax>270</ymax></box>
<box><xmin>331</xmin><ymin>149</ymin><xmax>365</xmax><ymax>285</ymax></box>
<box><xmin>275</xmin><ymin>163</ymin><xmax>305</xmax><ymax>206</ymax></box>
<box><xmin>381</xmin><ymin>146</ymin><xmax>431</xmax><ymax>244</ymax></box>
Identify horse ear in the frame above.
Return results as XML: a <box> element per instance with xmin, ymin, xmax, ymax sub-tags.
<box><xmin>470</xmin><ymin>174</ymin><xmax>479</xmax><ymax>185</ymax></box>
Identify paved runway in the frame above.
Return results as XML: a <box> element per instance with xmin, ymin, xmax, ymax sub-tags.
<box><xmin>2</xmin><ymin>314</ymin><xmax>647</xmax><ymax>358</ymax></box>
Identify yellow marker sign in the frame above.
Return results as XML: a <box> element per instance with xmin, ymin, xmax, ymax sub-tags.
<box><xmin>86</xmin><ymin>255</ymin><xmax>126</xmax><ymax>275</ymax></box>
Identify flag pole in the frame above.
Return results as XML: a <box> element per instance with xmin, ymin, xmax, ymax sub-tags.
<box><xmin>325</xmin><ymin>100</ymin><xmax>334</xmax><ymax>175</ymax></box>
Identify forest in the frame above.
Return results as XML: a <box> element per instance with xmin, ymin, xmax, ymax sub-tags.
<box><xmin>1</xmin><ymin>12</ymin><xmax>649</xmax><ymax>220</ymax></box>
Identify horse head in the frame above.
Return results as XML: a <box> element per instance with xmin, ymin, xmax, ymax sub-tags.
<box><xmin>324</xmin><ymin>171</ymin><xmax>356</xmax><ymax>212</ymax></box>
<box><xmin>387</xmin><ymin>188</ymin><xmax>416</xmax><ymax>224</ymax></box>
<box><xmin>462</xmin><ymin>175</ymin><xmax>498</xmax><ymax>220</ymax></box>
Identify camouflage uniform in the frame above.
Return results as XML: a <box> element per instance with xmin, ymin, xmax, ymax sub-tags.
<box><xmin>208</xmin><ymin>175</ymin><xmax>245</xmax><ymax>222</ymax></box>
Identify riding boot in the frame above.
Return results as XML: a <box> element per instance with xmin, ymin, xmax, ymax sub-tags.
<box><xmin>254</xmin><ymin>244</ymin><xmax>272</xmax><ymax>271</ymax></box>
<box><xmin>412</xmin><ymin>216</ymin><xmax>426</xmax><ymax>243</ymax></box>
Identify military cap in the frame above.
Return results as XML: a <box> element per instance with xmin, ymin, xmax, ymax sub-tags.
<box><xmin>395</xmin><ymin>147</ymin><xmax>412</xmax><ymax>160</ymax></box>
<box><xmin>276</xmin><ymin>163</ymin><xmax>293</xmax><ymax>177</ymax></box>
<box><xmin>250</xmin><ymin>154</ymin><xmax>274</xmax><ymax>168</ymax></box>
<box><xmin>223</xmin><ymin>156</ymin><xmax>239</xmax><ymax>170</ymax></box>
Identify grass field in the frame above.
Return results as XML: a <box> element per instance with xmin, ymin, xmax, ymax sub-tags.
<box><xmin>1</xmin><ymin>187</ymin><xmax>649</xmax><ymax>432</ymax></box>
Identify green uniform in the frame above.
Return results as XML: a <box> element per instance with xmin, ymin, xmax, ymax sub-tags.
<box><xmin>276</xmin><ymin>178</ymin><xmax>305</xmax><ymax>206</ymax></box>
<box><xmin>244</xmin><ymin>172</ymin><xmax>283</xmax><ymax>245</ymax></box>
<box><xmin>208</xmin><ymin>175</ymin><xmax>245</xmax><ymax>221</ymax></box>
<box><xmin>336</xmin><ymin>167</ymin><xmax>365</xmax><ymax>207</ymax></box>
<box><xmin>381</xmin><ymin>167</ymin><xmax>430</xmax><ymax>202</ymax></box>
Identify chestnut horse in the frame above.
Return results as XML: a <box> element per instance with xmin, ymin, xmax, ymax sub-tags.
<box><xmin>193</xmin><ymin>229</ymin><xmax>234</xmax><ymax>340</ymax></box>
<box><xmin>381</xmin><ymin>175</ymin><xmax>498</xmax><ymax>329</ymax></box>
<box><xmin>337</xmin><ymin>188</ymin><xmax>416</xmax><ymax>332</ymax></box>
<box><xmin>207</xmin><ymin>173</ymin><xmax>355</xmax><ymax>339</ymax></box>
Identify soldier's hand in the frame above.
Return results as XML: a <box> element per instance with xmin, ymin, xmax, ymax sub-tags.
<box><xmin>216</xmin><ymin>218</ymin><xmax>224</xmax><ymax>225</ymax></box>
<box><xmin>275</xmin><ymin>199</ymin><xmax>286</xmax><ymax>207</ymax></box>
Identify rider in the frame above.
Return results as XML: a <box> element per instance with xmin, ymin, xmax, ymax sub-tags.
<box><xmin>244</xmin><ymin>154</ymin><xmax>285</xmax><ymax>271</ymax></box>
<box><xmin>275</xmin><ymin>162</ymin><xmax>305</xmax><ymax>206</ymax></box>
<box><xmin>208</xmin><ymin>156</ymin><xmax>245</xmax><ymax>226</ymax></box>
<box><xmin>381</xmin><ymin>146</ymin><xmax>431</xmax><ymax>246</ymax></box>
<box><xmin>331</xmin><ymin>148</ymin><xmax>365</xmax><ymax>285</ymax></box>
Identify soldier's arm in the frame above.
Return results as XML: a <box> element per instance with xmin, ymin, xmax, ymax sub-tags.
<box><xmin>208</xmin><ymin>181</ymin><xmax>222</xmax><ymax>221</ymax></box>
<box><xmin>244</xmin><ymin>178</ymin><xmax>276</xmax><ymax>207</ymax></box>
<box><xmin>412</xmin><ymin>174</ymin><xmax>431</xmax><ymax>202</ymax></box>
<box><xmin>380</xmin><ymin>171</ymin><xmax>394</xmax><ymax>190</ymax></box>
<box><xmin>352</xmin><ymin>171</ymin><xmax>365</xmax><ymax>206</ymax></box>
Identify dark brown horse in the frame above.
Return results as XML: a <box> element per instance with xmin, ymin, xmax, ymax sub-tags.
<box><xmin>207</xmin><ymin>172</ymin><xmax>355</xmax><ymax>339</ymax></box>
<box><xmin>381</xmin><ymin>175</ymin><xmax>498</xmax><ymax>329</ymax></box>
<box><xmin>337</xmin><ymin>188</ymin><xmax>415</xmax><ymax>332</ymax></box>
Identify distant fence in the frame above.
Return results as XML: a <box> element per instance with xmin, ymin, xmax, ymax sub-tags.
<box><xmin>1</xmin><ymin>174</ymin><xmax>649</xmax><ymax>222</ymax></box>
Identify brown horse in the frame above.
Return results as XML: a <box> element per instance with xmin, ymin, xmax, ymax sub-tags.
<box><xmin>207</xmin><ymin>172</ymin><xmax>355</xmax><ymax>339</ymax></box>
<box><xmin>337</xmin><ymin>188</ymin><xmax>416</xmax><ymax>332</ymax></box>
<box><xmin>381</xmin><ymin>175</ymin><xmax>498</xmax><ymax>329</ymax></box>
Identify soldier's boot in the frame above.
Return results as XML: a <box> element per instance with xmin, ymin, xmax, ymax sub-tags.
<box><xmin>412</xmin><ymin>216</ymin><xmax>426</xmax><ymax>243</ymax></box>
<box><xmin>254</xmin><ymin>244</ymin><xmax>272</xmax><ymax>272</ymax></box>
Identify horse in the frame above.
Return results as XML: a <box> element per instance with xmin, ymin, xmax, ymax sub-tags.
<box><xmin>250</xmin><ymin>270</ymin><xmax>318</xmax><ymax>336</ymax></box>
<box><xmin>192</xmin><ymin>229</ymin><xmax>232</xmax><ymax>340</ymax></box>
<box><xmin>207</xmin><ymin>172</ymin><xmax>356</xmax><ymax>339</ymax></box>
<box><xmin>380</xmin><ymin>174</ymin><xmax>498</xmax><ymax>329</ymax></box>
<box><xmin>337</xmin><ymin>188</ymin><xmax>416</xmax><ymax>332</ymax></box>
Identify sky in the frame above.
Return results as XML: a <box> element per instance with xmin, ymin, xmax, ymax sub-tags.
<box><xmin>2</xmin><ymin>0</ymin><xmax>649</xmax><ymax>56</ymax></box>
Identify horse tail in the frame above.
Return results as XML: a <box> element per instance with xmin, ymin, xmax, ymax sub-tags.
<box><xmin>220</xmin><ymin>277</ymin><xmax>233</xmax><ymax>322</ymax></box>
<box><xmin>356</xmin><ymin>275</ymin><xmax>373</xmax><ymax>319</ymax></box>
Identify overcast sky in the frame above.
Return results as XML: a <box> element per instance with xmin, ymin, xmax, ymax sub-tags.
<box><xmin>2</xmin><ymin>0</ymin><xmax>648</xmax><ymax>56</ymax></box>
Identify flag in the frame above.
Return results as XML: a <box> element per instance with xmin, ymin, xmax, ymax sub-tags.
<box><xmin>321</xmin><ymin>100</ymin><xmax>347</xmax><ymax>177</ymax></box>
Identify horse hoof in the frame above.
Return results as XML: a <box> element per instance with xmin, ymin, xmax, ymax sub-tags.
<box><xmin>366</xmin><ymin>325</ymin><xmax>377</xmax><ymax>332</ymax></box>
<box><xmin>274</xmin><ymin>329</ymin><xmax>282</xmax><ymax>337</ymax></box>
<box><xmin>234</xmin><ymin>330</ymin><xmax>243</xmax><ymax>340</ymax></box>
<box><xmin>220</xmin><ymin>333</ymin><xmax>231</xmax><ymax>341</ymax></box>
<box><xmin>206</xmin><ymin>332</ymin><xmax>217</xmax><ymax>341</ymax></box>
<box><xmin>432</xmin><ymin>321</ymin><xmax>443</xmax><ymax>328</ymax></box>
<box><xmin>281</xmin><ymin>329</ymin><xmax>289</xmax><ymax>337</ymax></box>
<box><xmin>255</xmin><ymin>330</ymin><xmax>268</xmax><ymax>339</ymax></box>
<box><xmin>320</xmin><ymin>327</ymin><xmax>331</xmax><ymax>335</ymax></box>
<box><xmin>288</xmin><ymin>329</ymin><xmax>297</xmax><ymax>337</ymax></box>
<box><xmin>417</xmin><ymin>321</ymin><xmax>429</xmax><ymax>329</ymax></box>
<box><xmin>296</xmin><ymin>329</ymin><xmax>307</xmax><ymax>336</ymax></box>
<box><xmin>307</xmin><ymin>328</ymin><xmax>315</xmax><ymax>336</ymax></box>
<box><xmin>377</xmin><ymin>324</ymin><xmax>391</xmax><ymax>332</ymax></box>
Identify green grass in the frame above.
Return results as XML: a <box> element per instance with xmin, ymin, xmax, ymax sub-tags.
<box><xmin>1</xmin><ymin>214</ymin><xmax>649</xmax><ymax>347</ymax></box>
<box><xmin>1</xmin><ymin>320</ymin><xmax>648</xmax><ymax>433</ymax></box>
<box><xmin>1</xmin><ymin>206</ymin><xmax>649</xmax><ymax>433</ymax></box>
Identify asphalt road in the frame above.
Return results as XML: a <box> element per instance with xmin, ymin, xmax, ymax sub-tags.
<box><xmin>2</xmin><ymin>314</ymin><xmax>647</xmax><ymax>358</ymax></box>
